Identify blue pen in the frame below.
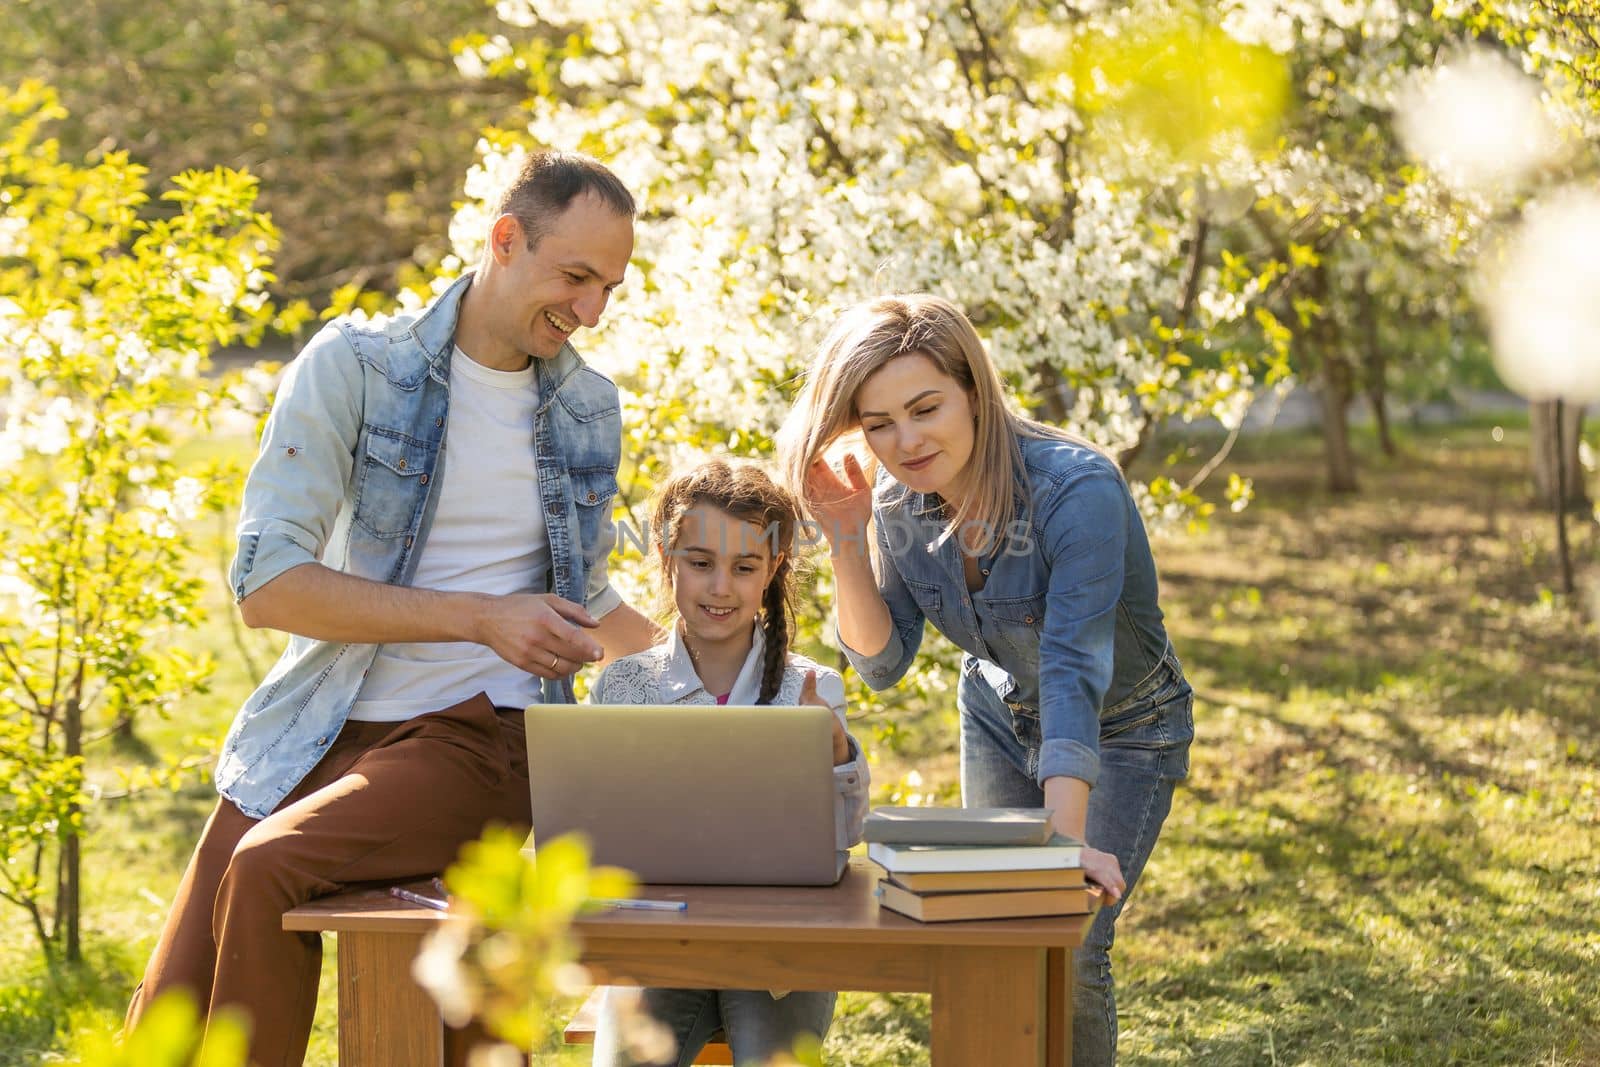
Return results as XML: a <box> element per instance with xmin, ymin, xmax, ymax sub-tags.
<box><xmin>390</xmin><ymin>886</ymin><xmax>449</xmax><ymax>911</ymax></box>
<box><xmin>594</xmin><ymin>897</ymin><xmax>687</xmax><ymax>912</ymax></box>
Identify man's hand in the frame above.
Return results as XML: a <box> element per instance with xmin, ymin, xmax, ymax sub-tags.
<box><xmin>239</xmin><ymin>564</ymin><xmax>612</xmax><ymax>675</ymax></box>
<box><xmin>799</xmin><ymin>670</ymin><xmax>851</xmax><ymax>765</ymax></box>
<box><xmin>474</xmin><ymin>593</ymin><xmax>603</xmax><ymax>679</ymax></box>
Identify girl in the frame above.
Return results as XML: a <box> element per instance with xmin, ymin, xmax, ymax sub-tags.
<box><xmin>588</xmin><ymin>460</ymin><xmax>869</xmax><ymax>1067</ymax></box>
<box><xmin>778</xmin><ymin>295</ymin><xmax>1193</xmax><ymax>1067</ymax></box>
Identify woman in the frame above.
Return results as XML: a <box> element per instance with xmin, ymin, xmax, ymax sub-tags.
<box><xmin>778</xmin><ymin>294</ymin><xmax>1193</xmax><ymax>1065</ymax></box>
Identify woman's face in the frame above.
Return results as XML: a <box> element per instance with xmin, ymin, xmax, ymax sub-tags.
<box><xmin>854</xmin><ymin>352</ymin><xmax>977</xmax><ymax>497</ymax></box>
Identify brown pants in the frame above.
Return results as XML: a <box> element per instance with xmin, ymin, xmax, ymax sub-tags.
<box><xmin>125</xmin><ymin>693</ymin><xmax>532</xmax><ymax>1066</ymax></box>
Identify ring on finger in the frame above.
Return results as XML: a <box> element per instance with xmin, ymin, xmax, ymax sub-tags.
<box><xmin>549</xmin><ymin>653</ymin><xmax>560</xmax><ymax>671</ymax></box>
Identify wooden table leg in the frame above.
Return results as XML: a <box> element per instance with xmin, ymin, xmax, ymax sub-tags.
<box><xmin>929</xmin><ymin>946</ymin><xmax>1047</xmax><ymax>1066</ymax></box>
<box><xmin>336</xmin><ymin>930</ymin><xmax>443</xmax><ymax>1067</ymax></box>
<box><xmin>1046</xmin><ymin>947</ymin><xmax>1073</xmax><ymax>1066</ymax></box>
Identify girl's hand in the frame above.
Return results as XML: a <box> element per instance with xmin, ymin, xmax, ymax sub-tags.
<box><xmin>799</xmin><ymin>670</ymin><xmax>851</xmax><ymax>765</ymax></box>
<box><xmin>1080</xmin><ymin>845</ymin><xmax>1125</xmax><ymax>905</ymax></box>
<box><xmin>804</xmin><ymin>454</ymin><xmax>873</xmax><ymax>557</ymax></box>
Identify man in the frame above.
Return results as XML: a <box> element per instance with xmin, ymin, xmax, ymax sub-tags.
<box><xmin>125</xmin><ymin>151</ymin><xmax>658</xmax><ymax>1065</ymax></box>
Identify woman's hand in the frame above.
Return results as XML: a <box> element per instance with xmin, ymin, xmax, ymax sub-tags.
<box><xmin>1080</xmin><ymin>845</ymin><xmax>1125</xmax><ymax>905</ymax></box>
<box><xmin>1042</xmin><ymin>777</ymin><xmax>1124</xmax><ymax>904</ymax></box>
<box><xmin>804</xmin><ymin>454</ymin><xmax>873</xmax><ymax>557</ymax></box>
<box><xmin>799</xmin><ymin>670</ymin><xmax>852</xmax><ymax>765</ymax></box>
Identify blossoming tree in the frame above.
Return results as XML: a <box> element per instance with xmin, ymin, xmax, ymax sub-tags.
<box><xmin>390</xmin><ymin>0</ymin><xmax>1308</xmax><ymax>744</ymax></box>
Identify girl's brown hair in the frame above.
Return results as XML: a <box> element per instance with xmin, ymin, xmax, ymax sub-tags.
<box><xmin>650</xmin><ymin>461</ymin><xmax>803</xmax><ymax>705</ymax></box>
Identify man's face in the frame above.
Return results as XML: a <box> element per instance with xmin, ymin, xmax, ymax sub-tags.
<box><xmin>492</xmin><ymin>191</ymin><xmax>634</xmax><ymax>359</ymax></box>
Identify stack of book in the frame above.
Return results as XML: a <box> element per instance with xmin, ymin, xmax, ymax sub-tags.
<box><xmin>866</xmin><ymin>807</ymin><xmax>1097</xmax><ymax>922</ymax></box>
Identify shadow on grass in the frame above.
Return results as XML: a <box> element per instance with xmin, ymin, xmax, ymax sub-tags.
<box><xmin>1126</xmin><ymin>943</ymin><xmax>1600</xmax><ymax>1065</ymax></box>
<box><xmin>1127</xmin><ymin>733</ymin><xmax>1600</xmax><ymax>1064</ymax></box>
<box><xmin>0</xmin><ymin>939</ymin><xmax>143</xmax><ymax>1067</ymax></box>
<box><xmin>1179</xmin><ymin>617</ymin><xmax>1600</xmax><ymax>787</ymax></box>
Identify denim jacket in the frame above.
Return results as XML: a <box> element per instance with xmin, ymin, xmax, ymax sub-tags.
<box><xmin>217</xmin><ymin>273</ymin><xmax>623</xmax><ymax>818</ymax></box>
<box><xmin>841</xmin><ymin>432</ymin><xmax>1173</xmax><ymax>789</ymax></box>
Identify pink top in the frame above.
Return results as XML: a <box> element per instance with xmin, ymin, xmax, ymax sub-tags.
<box><xmin>715</xmin><ymin>692</ymin><xmax>731</xmax><ymax>705</ymax></box>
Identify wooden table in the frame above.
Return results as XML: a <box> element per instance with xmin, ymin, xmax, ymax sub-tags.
<box><xmin>284</xmin><ymin>858</ymin><xmax>1092</xmax><ymax>1066</ymax></box>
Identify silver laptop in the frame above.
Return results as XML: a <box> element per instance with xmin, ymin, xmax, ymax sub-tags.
<box><xmin>525</xmin><ymin>703</ymin><xmax>847</xmax><ymax>885</ymax></box>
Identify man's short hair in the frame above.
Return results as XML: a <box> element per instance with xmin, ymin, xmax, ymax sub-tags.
<box><xmin>495</xmin><ymin>151</ymin><xmax>636</xmax><ymax>251</ymax></box>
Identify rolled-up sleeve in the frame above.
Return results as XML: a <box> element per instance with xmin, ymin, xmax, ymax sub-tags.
<box><xmin>838</xmin><ymin>515</ymin><xmax>926</xmax><ymax>690</ymax></box>
<box><xmin>817</xmin><ymin>669</ymin><xmax>870</xmax><ymax>851</ymax></box>
<box><xmin>229</xmin><ymin>325</ymin><xmax>364</xmax><ymax>602</ymax></box>
<box><xmin>1033</xmin><ymin>471</ymin><xmax>1128</xmax><ymax>789</ymax></box>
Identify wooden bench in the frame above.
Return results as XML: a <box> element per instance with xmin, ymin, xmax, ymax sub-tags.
<box><xmin>563</xmin><ymin>988</ymin><xmax>734</xmax><ymax>1064</ymax></box>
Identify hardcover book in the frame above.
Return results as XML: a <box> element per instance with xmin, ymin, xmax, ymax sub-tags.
<box><xmin>886</xmin><ymin>867</ymin><xmax>1087</xmax><ymax>893</ymax></box>
<box><xmin>862</xmin><ymin>806</ymin><xmax>1055</xmax><ymax>847</ymax></box>
<box><xmin>866</xmin><ymin>833</ymin><xmax>1084</xmax><ymax>874</ymax></box>
<box><xmin>875</xmin><ymin>878</ymin><xmax>1100</xmax><ymax>922</ymax></box>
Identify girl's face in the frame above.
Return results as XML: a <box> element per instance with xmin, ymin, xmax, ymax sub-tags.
<box><xmin>854</xmin><ymin>352</ymin><xmax>977</xmax><ymax>497</ymax></box>
<box><xmin>665</xmin><ymin>505</ymin><xmax>779</xmax><ymax>646</ymax></box>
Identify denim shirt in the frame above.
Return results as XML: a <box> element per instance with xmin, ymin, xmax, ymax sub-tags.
<box><xmin>217</xmin><ymin>273</ymin><xmax>623</xmax><ymax>818</ymax></box>
<box><xmin>841</xmin><ymin>432</ymin><xmax>1171</xmax><ymax>789</ymax></box>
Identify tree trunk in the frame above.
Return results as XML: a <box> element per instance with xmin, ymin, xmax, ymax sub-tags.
<box><xmin>1358</xmin><ymin>278</ymin><xmax>1396</xmax><ymax>458</ymax></box>
<box><xmin>1320</xmin><ymin>354</ymin><xmax>1361</xmax><ymax>493</ymax></box>
<box><xmin>1117</xmin><ymin>418</ymin><xmax>1154</xmax><ymax>471</ymax></box>
<box><xmin>1308</xmin><ymin>264</ymin><xmax>1358</xmax><ymax>493</ymax></box>
<box><xmin>1120</xmin><ymin>213</ymin><xmax>1211</xmax><ymax>471</ymax></box>
<box><xmin>62</xmin><ymin>692</ymin><xmax>82</xmax><ymax>963</ymax></box>
<box><xmin>1530</xmin><ymin>399</ymin><xmax>1588</xmax><ymax>508</ymax></box>
<box><xmin>1370</xmin><ymin>381</ymin><xmax>1395</xmax><ymax>459</ymax></box>
<box><xmin>1031</xmin><ymin>362</ymin><xmax>1072</xmax><ymax>425</ymax></box>
<box><xmin>1554</xmin><ymin>400</ymin><xmax>1576</xmax><ymax>595</ymax></box>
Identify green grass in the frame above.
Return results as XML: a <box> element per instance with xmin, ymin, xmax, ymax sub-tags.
<box><xmin>1114</xmin><ymin>423</ymin><xmax>1600</xmax><ymax>1066</ymax></box>
<box><xmin>4</xmin><ymin>421</ymin><xmax>1597</xmax><ymax>1065</ymax></box>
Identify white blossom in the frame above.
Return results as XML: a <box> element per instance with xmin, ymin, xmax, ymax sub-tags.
<box><xmin>24</xmin><ymin>396</ymin><xmax>77</xmax><ymax>456</ymax></box>
<box><xmin>1394</xmin><ymin>47</ymin><xmax>1560</xmax><ymax>195</ymax></box>
<box><xmin>171</xmin><ymin>477</ymin><xmax>207</xmax><ymax>520</ymax></box>
<box><xmin>0</xmin><ymin>213</ymin><xmax>26</xmax><ymax>258</ymax></box>
<box><xmin>1483</xmin><ymin>186</ymin><xmax>1600</xmax><ymax>403</ymax></box>
<box><xmin>195</xmin><ymin>265</ymin><xmax>243</xmax><ymax>305</ymax></box>
<box><xmin>433</xmin><ymin>0</ymin><xmax>1478</xmax><ymax>541</ymax></box>
<box><xmin>0</xmin><ymin>568</ymin><xmax>46</xmax><ymax>628</ymax></box>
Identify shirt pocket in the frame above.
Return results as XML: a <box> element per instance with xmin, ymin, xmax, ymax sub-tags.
<box><xmin>570</xmin><ymin>466</ymin><xmax>619</xmax><ymax>511</ymax></box>
<box><xmin>983</xmin><ymin>589</ymin><xmax>1046</xmax><ymax>664</ymax></box>
<box><xmin>353</xmin><ymin>429</ymin><xmax>434</xmax><ymax>539</ymax></box>
<box><xmin>570</xmin><ymin>466</ymin><xmax>619</xmax><ymax>568</ymax></box>
<box><xmin>900</xmin><ymin>575</ymin><xmax>944</xmax><ymax>631</ymax></box>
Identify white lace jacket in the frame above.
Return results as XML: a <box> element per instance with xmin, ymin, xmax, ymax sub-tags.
<box><xmin>590</xmin><ymin>625</ymin><xmax>870</xmax><ymax>852</ymax></box>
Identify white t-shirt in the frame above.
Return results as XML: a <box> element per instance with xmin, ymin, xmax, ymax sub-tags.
<box><xmin>349</xmin><ymin>347</ymin><xmax>549</xmax><ymax>721</ymax></box>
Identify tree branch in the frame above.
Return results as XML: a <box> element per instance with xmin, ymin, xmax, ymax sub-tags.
<box><xmin>270</xmin><ymin>0</ymin><xmax>454</xmax><ymax>66</ymax></box>
<box><xmin>0</xmin><ymin>640</ymin><xmax>47</xmax><ymax>720</ymax></box>
<box><xmin>1119</xmin><ymin>211</ymin><xmax>1212</xmax><ymax>467</ymax></box>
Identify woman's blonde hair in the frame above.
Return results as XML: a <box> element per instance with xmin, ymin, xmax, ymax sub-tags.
<box><xmin>778</xmin><ymin>294</ymin><xmax>1102</xmax><ymax>554</ymax></box>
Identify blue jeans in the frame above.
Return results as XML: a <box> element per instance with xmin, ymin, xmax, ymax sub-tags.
<box><xmin>591</xmin><ymin>986</ymin><xmax>837</xmax><ymax>1067</ymax></box>
<box><xmin>958</xmin><ymin>648</ymin><xmax>1193</xmax><ymax>1067</ymax></box>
